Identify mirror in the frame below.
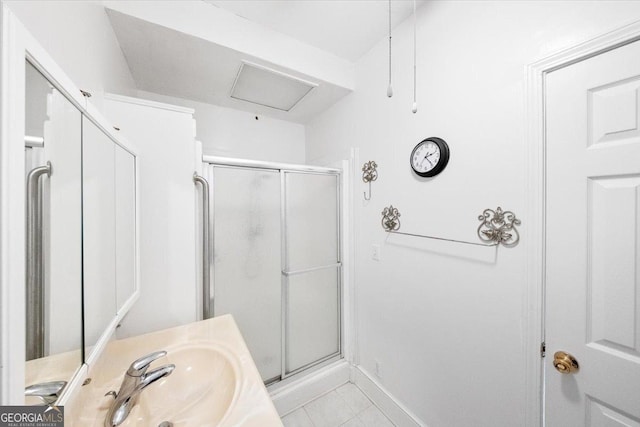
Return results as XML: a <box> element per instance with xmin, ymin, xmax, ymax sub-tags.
<box><xmin>82</xmin><ymin>117</ymin><xmax>117</xmax><ymax>353</ymax></box>
<box><xmin>24</xmin><ymin>61</ymin><xmax>83</xmax><ymax>399</ymax></box>
<box><xmin>82</xmin><ymin>116</ymin><xmax>137</xmax><ymax>359</ymax></box>
<box><xmin>114</xmin><ymin>145</ymin><xmax>136</xmax><ymax>312</ymax></box>
<box><xmin>23</xmin><ymin>60</ymin><xmax>138</xmax><ymax>402</ymax></box>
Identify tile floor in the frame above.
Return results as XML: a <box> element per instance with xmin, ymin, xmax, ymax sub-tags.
<box><xmin>281</xmin><ymin>383</ymin><xmax>395</xmax><ymax>427</ymax></box>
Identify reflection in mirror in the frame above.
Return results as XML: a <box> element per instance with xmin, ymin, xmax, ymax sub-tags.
<box><xmin>24</xmin><ymin>61</ymin><xmax>82</xmax><ymax>402</ymax></box>
<box><xmin>82</xmin><ymin>116</ymin><xmax>117</xmax><ymax>355</ymax></box>
<box><xmin>82</xmin><ymin>117</ymin><xmax>137</xmax><ymax>359</ymax></box>
<box><xmin>114</xmin><ymin>145</ymin><xmax>136</xmax><ymax>313</ymax></box>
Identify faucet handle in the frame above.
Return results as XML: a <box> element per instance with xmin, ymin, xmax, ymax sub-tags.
<box><xmin>127</xmin><ymin>350</ymin><xmax>167</xmax><ymax>377</ymax></box>
<box><xmin>136</xmin><ymin>364</ymin><xmax>175</xmax><ymax>391</ymax></box>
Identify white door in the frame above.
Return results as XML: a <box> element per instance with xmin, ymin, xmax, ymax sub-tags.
<box><xmin>546</xmin><ymin>40</ymin><xmax>640</xmax><ymax>425</ymax></box>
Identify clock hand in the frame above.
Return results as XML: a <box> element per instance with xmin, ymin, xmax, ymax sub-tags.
<box><xmin>421</xmin><ymin>151</ymin><xmax>433</xmax><ymax>165</ymax></box>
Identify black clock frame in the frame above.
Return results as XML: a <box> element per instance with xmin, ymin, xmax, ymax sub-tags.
<box><xmin>410</xmin><ymin>137</ymin><xmax>450</xmax><ymax>178</ymax></box>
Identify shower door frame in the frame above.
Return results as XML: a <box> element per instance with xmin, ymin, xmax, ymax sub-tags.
<box><xmin>203</xmin><ymin>155</ymin><xmax>344</xmax><ymax>384</ymax></box>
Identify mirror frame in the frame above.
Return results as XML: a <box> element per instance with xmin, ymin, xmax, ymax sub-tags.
<box><xmin>0</xmin><ymin>3</ymin><xmax>140</xmax><ymax>405</ymax></box>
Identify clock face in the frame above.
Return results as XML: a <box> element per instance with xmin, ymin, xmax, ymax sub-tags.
<box><xmin>410</xmin><ymin>137</ymin><xmax>450</xmax><ymax>177</ymax></box>
<box><xmin>412</xmin><ymin>141</ymin><xmax>440</xmax><ymax>174</ymax></box>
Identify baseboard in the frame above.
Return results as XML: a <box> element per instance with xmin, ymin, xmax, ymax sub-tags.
<box><xmin>269</xmin><ymin>360</ymin><xmax>350</xmax><ymax>416</ymax></box>
<box><xmin>351</xmin><ymin>365</ymin><xmax>427</xmax><ymax>427</ymax></box>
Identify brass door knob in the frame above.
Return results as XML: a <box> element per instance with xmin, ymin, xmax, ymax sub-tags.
<box><xmin>553</xmin><ymin>351</ymin><xmax>579</xmax><ymax>374</ymax></box>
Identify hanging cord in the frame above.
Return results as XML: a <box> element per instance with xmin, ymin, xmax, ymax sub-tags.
<box><xmin>387</xmin><ymin>0</ymin><xmax>393</xmax><ymax>97</ymax></box>
<box><xmin>412</xmin><ymin>0</ymin><xmax>417</xmax><ymax>113</ymax></box>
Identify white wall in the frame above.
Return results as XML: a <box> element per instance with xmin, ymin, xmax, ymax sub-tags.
<box><xmin>306</xmin><ymin>2</ymin><xmax>640</xmax><ymax>426</ymax></box>
<box><xmin>104</xmin><ymin>96</ymin><xmax>197</xmax><ymax>338</ymax></box>
<box><xmin>138</xmin><ymin>90</ymin><xmax>306</xmax><ymax>164</ymax></box>
<box><xmin>5</xmin><ymin>0</ymin><xmax>136</xmax><ymax>111</ymax></box>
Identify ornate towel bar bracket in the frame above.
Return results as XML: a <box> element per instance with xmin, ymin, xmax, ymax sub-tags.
<box><xmin>381</xmin><ymin>205</ymin><xmax>521</xmax><ymax>248</ymax></box>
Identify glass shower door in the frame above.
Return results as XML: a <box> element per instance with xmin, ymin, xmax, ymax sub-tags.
<box><xmin>211</xmin><ymin>165</ymin><xmax>282</xmax><ymax>383</ymax></box>
<box><xmin>283</xmin><ymin>171</ymin><xmax>341</xmax><ymax>376</ymax></box>
<box><xmin>207</xmin><ymin>163</ymin><xmax>341</xmax><ymax>384</ymax></box>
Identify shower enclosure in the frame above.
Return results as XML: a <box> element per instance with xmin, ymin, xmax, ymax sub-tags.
<box><xmin>197</xmin><ymin>157</ymin><xmax>342</xmax><ymax>385</ymax></box>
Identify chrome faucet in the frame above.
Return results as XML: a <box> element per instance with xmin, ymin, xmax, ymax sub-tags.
<box><xmin>25</xmin><ymin>380</ymin><xmax>67</xmax><ymax>405</ymax></box>
<box><xmin>104</xmin><ymin>350</ymin><xmax>175</xmax><ymax>427</ymax></box>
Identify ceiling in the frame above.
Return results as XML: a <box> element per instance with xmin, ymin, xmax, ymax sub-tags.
<box><xmin>105</xmin><ymin>1</ymin><xmax>425</xmax><ymax>123</ymax></box>
<box><xmin>205</xmin><ymin>0</ymin><xmax>426</xmax><ymax>62</ymax></box>
<box><xmin>106</xmin><ymin>5</ymin><xmax>352</xmax><ymax>123</ymax></box>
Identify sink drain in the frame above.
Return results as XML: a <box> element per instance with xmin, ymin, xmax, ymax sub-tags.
<box><xmin>158</xmin><ymin>422</ymin><xmax>173</xmax><ymax>427</ymax></box>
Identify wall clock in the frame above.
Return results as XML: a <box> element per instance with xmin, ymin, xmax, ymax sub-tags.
<box><xmin>410</xmin><ymin>137</ymin><xmax>450</xmax><ymax>177</ymax></box>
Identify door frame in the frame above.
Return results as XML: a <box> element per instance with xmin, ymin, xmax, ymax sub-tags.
<box><xmin>524</xmin><ymin>19</ymin><xmax>640</xmax><ymax>427</ymax></box>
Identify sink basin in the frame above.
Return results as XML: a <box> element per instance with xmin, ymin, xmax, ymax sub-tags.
<box><xmin>68</xmin><ymin>315</ymin><xmax>281</xmax><ymax>427</ymax></box>
<box><xmin>118</xmin><ymin>344</ymin><xmax>240</xmax><ymax>427</ymax></box>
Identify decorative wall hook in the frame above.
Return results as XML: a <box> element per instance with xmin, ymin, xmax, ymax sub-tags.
<box><xmin>477</xmin><ymin>207</ymin><xmax>521</xmax><ymax>247</ymax></box>
<box><xmin>362</xmin><ymin>161</ymin><xmax>378</xmax><ymax>200</ymax></box>
<box><xmin>381</xmin><ymin>205</ymin><xmax>401</xmax><ymax>231</ymax></box>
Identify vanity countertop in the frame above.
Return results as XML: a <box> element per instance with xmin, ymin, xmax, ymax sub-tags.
<box><xmin>25</xmin><ymin>348</ymin><xmax>81</xmax><ymax>403</ymax></box>
<box><xmin>68</xmin><ymin>314</ymin><xmax>283</xmax><ymax>427</ymax></box>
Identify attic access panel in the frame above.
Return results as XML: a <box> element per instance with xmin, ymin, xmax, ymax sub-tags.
<box><xmin>230</xmin><ymin>62</ymin><xmax>317</xmax><ymax>112</ymax></box>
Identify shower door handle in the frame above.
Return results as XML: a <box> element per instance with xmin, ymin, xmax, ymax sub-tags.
<box><xmin>193</xmin><ymin>173</ymin><xmax>212</xmax><ymax>319</ymax></box>
<box><xmin>282</xmin><ymin>262</ymin><xmax>342</xmax><ymax>276</ymax></box>
<box><xmin>26</xmin><ymin>161</ymin><xmax>52</xmax><ymax>360</ymax></box>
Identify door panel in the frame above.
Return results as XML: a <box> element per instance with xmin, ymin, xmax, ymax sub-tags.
<box><xmin>284</xmin><ymin>172</ymin><xmax>339</xmax><ymax>271</ymax></box>
<box><xmin>589</xmin><ymin>76</ymin><xmax>640</xmax><ymax>147</ymax></box>
<box><xmin>286</xmin><ymin>267</ymin><xmax>340</xmax><ymax>374</ymax></box>
<box><xmin>587</xmin><ymin>397</ymin><xmax>640</xmax><ymax>427</ymax></box>
<box><xmin>545</xmin><ymin>40</ymin><xmax>640</xmax><ymax>425</ymax></box>
<box><xmin>588</xmin><ymin>177</ymin><xmax>640</xmax><ymax>354</ymax></box>
<box><xmin>283</xmin><ymin>171</ymin><xmax>341</xmax><ymax>376</ymax></box>
<box><xmin>211</xmin><ymin>165</ymin><xmax>282</xmax><ymax>382</ymax></box>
